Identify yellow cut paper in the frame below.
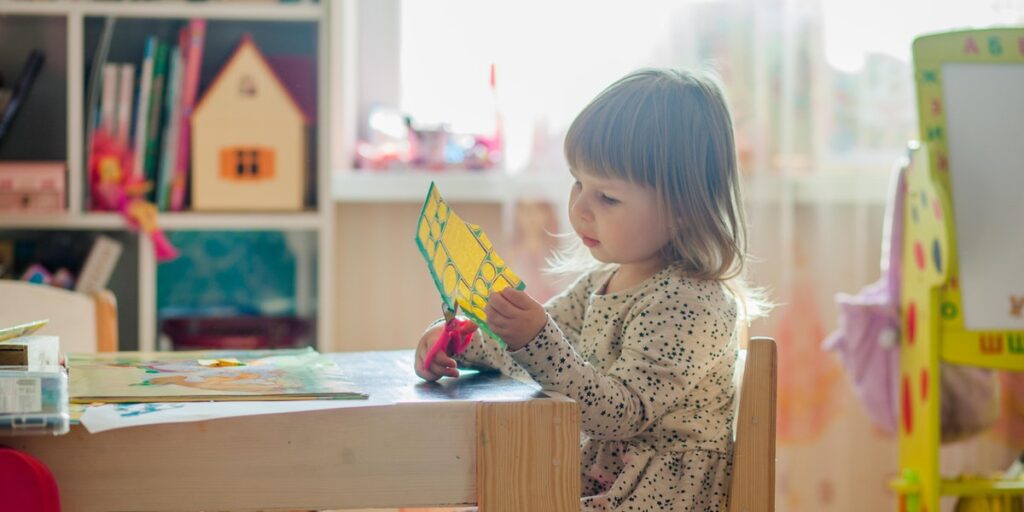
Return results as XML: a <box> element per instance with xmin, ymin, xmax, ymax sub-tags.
<box><xmin>415</xmin><ymin>182</ymin><xmax>525</xmax><ymax>345</ymax></box>
<box><xmin>197</xmin><ymin>358</ymin><xmax>246</xmax><ymax>367</ymax></box>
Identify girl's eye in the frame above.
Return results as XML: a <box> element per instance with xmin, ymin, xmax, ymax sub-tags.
<box><xmin>600</xmin><ymin>194</ymin><xmax>619</xmax><ymax>205</ymax></box>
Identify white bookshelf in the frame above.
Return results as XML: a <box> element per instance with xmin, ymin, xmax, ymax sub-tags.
<box><xmin>0</xmin><ymin>0</ymin><xmax>335</xmax><ymax>353</ymax></box>
<box><xmin>0</xmin><ymin>0</ymin><xmax>322</xmax><ymax>20</ymax></box>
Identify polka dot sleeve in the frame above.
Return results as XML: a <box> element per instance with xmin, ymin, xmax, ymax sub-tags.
<box><xmin>510</xmin><ymin>285</ymin><xmax>737</xmax><ymax>441</ymax></box>
<box><xmin>452</xmin><ymin>272</ymin><xmax>593</xmax><ymax>376</ymax></box>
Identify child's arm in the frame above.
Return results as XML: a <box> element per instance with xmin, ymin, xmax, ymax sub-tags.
<box><xmin>509</xmin><ymin>287</ymin><xmax>738</xmax><ymax>441</ymax></box>
<box><xmin>415</xmin><ymin>319</ymin><xmax>531</xmax><ymax>380</ymax></box>
<box><xmin>454</xmin><ymin>271</ymin><xmax>594</xmax><ymax>368</ymax></box>
<box><xmin>540</xmin><ymin>272</ymin><xmax>593</xmax><ymax>346</ymax></box>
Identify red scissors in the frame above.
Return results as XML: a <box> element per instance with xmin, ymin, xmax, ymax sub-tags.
<box><xmin>421</xmin><ymin>302</ymin><xmax>476</xmax><ymax>374</ymax></box>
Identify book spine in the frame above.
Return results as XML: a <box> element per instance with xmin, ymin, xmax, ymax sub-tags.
<box><xmin>170</xmin><ymin>19</ymin><xmax>206</xmax><ymax>212</ymax></box>
<box><xmin>116</xmin><ymin>63</ymin><xmax>135</xmax><ymax>147</ymax></box>
<box><xmin>157</xmin><ymin>47</ymin><xmax>183</xmax><ymax>211</ymax></box>
<box><xmin>99</xmin><ymin>63</ymin><xmax>119</xmax><ymax>135</ymax></box>
<box><xmin>131</xmin><ymin>37</ymin><xmax>156</xmax><ymax>182</ymax></box>
<box><xmin>143</xmin><ymin>42</ymin><xmax>169</xmax><ymax>200</ymax></box>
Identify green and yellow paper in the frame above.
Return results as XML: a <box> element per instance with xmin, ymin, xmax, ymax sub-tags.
<box><xmin>415</xmin><ymin>182</ymin><xmax>525</xmax><ymax>345</ymax></box>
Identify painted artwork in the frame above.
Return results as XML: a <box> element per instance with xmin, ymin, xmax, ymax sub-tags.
<box><xmin>69</xmin><ymin>348</ymin><xmax>366</xmax><ymax>403</ymax></box>
<box><xmin>0</xmin><ymin>319</ymin><xmax>47</xmax><ymax>342</ymax></box>
<box><xmin>414</xmin><ymin>182</ymin><xmax>524</xmax><ymax>342</ymax></box>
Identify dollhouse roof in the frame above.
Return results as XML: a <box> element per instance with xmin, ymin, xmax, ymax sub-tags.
<box><xmin>193</xmin><ymin>34</ymin><xmax>311</xmax><ymax>124</ymax></box>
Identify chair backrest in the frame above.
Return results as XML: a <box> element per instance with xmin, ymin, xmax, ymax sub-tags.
<box><xmin>729</xmin><ymin>337</ymin><xmax>777</xmax><ymax>512</ymax></box>
<box><xmin>0</xmin><ymin>280</ymin><xmax>117</xmax><ymax>353</ymax></box>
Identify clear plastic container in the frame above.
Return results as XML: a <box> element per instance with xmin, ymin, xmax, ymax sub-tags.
<box><xmin>0</xmin><ymin>365</ymin><xmax>69</xmax><ymax>436</ymax></box>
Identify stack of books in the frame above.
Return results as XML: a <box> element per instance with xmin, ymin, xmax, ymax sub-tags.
<box><xmin>92</xmin><ymin>19</ymin><xmax>207</xmax><ymax>211</ymax></box>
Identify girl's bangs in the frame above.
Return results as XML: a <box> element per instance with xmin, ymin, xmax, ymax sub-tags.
<box><xmin>564</xmin><ymin>88</ymin><xmax>660</xmax><ymax>186</ymax></box>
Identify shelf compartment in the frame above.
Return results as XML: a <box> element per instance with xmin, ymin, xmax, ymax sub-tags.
<box><xmin>156</xmin><ymin>230</ymin><xmax>318</xmax><ymax>350</ymax></box>
<box><xmin>0</xmin><ymin>229</ymin><xmax>140</xmax><ymax>347</ymax></box>
<box><xmin>0</xmin><ymin>15</ymin><xmax>68</xmax><ymax>163</ymax></box>
<box><xmin>83</xmin><ymin>16</ymin><xmax>321</xmax><ymax>211</ymax></box>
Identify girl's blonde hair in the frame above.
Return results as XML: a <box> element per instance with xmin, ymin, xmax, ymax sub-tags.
<box><xmin>552</xmin><ymin>67</ymin><xmax>768</xmax><ymax>319</ymax></box>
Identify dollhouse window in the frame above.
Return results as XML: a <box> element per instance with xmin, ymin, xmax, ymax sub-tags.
<box><xmin>219</xmin><ymin>147</ymin><xmax>276</xmax><ymax>181</ymax></box>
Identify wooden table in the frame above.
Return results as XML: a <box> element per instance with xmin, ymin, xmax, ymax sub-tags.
<box><xmin>8</xmin><ymin>350</ymin><xmax>580</xmax><ymax>511</ymax></box>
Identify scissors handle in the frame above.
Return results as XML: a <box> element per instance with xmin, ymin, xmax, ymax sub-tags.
<box><xmin>420</xmin><ymin>316</ymin><xmax>474</xmax><ymax>375</ymax></box>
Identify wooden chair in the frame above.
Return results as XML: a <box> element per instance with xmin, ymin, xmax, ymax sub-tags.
<box><xmin>400</xmin><ymin>338</ymin><xmax>779</xmax><ymax>512</ymax></box>
<box><xmin>0</xmin><ymin>280</ymin><xmax>117</xmax><ymax>353</ymax></box>
<box><xmin>729</xmin><ymin>336</ymin><xmax>778</xmax><ymax>512</ymax></box>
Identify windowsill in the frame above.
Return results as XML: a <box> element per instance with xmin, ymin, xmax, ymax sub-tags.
<box><xmin>332</xmin><ymin>168</ymin><xmax>895</xmax><ymax>206</ymax></box>
<box><xmin>331</xmin><ymin>169</ymin><xmax>569</xmax><ymax>203</ymax></box>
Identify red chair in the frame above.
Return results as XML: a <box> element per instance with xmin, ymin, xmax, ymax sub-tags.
<box><xmin>0</xmin><ymin>447</ymin><xmax>60</xmax><ymax>512</ymax></box>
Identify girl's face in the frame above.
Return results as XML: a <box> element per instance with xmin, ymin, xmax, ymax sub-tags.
<box><xmin>568</xmin><ymin>167</ymin><xmax>672</xmax><ymax>275</ymax></box>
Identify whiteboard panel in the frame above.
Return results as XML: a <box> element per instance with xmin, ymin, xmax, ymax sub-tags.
<box><xmin>942</xmin><ymin>63</ymin><xmax>1024</xmax><ymax>330</ymax></box>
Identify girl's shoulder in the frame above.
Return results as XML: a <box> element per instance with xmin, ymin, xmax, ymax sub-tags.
<box><xmin>570</xmin><ymin>264</ymin><xmax>617</xmax><ymax>295</ymax></box>
<box><xmin>637</xmin><ymin>265</ymin><xmax>737</xmax><ymax>315</ymax></box>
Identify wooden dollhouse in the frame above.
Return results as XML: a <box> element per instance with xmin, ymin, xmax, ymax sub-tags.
<box><xmin>893</xmin><ymin>27</ymin><xmax>1024</xmax><ymax>512</ymax></box>
<box><xmin>191</xmin><ymin>35</ymin><xmax>309</xmax><ymax>211</ymax></box>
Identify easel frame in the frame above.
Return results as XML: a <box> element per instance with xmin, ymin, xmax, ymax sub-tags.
<box><xmin>894</xmin><ymin>27</ymin><xmax>1024</xmax><ymax>512</ymax></box>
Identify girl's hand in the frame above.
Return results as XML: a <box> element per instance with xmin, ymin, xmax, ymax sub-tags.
<box><xmin>415</xmin><ymin>323</ymin><xmax>462</xmax><ymax>382</ymax></box>
<box><xmin>485</xmin><ymin>288</ymin><xmax>547</xmax><ymax>351</ymax></box>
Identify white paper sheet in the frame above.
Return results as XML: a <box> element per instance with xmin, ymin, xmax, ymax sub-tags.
<box><xmin>80</xmin><ymin>399</ymin><xmax>374</xmax><ymax>433</ymax></box>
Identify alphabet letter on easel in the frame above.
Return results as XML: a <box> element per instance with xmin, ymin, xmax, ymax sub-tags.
<box><xmin>1011</xmin><ymin>295</ymin><xmax>1024</xmax><ymax>318</ymax></box>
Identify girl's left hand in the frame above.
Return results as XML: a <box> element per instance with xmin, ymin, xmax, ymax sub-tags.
<box><xmin>485</xmin><ymin>288</ymin><xmax>547</xmax><ymax>351</ymax></box>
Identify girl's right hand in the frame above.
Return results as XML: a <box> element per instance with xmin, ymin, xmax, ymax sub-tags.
<box><xmin>414</xmin><ymin>324</ymin><xmax>460</xmax><ymax>382</ymax></box>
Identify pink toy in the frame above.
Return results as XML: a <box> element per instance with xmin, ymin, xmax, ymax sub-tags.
<box><xmin>89</xmin><ymin>130</ymin><xmax>179</xmax><ymax>262</ymax></box>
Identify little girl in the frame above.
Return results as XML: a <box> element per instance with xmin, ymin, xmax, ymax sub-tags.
<box><xmin>415</xmin><ymin>68</ymin><xmax>764</xmax><ymax>511</ymax></box>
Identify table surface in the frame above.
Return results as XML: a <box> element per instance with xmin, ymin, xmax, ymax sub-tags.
<box><xmin>328</xmin><ymin>349</ymin><xmax>548</xmax><ymax>404</ymax></box>
<box><xmin>8</xmin><ymin>349</ymin><xmax>580</xmax><ymax>512</ymax></box>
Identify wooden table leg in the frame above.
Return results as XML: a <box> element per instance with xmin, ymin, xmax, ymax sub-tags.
<box><xmin>476</xmin><ymin>400</ymin><xmax>580</xmax><ymax>512</ymax></box>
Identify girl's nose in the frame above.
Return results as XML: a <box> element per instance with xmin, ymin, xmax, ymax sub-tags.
<box><xmin>570</xmin><ymin>193</ymin><xmax>594</xmax><ymax>222</ymax></box>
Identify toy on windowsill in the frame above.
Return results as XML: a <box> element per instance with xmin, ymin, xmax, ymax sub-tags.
<box><xmin>354</xmin><ymin>113</ymin><xmax>501</xmax><ymax>172</ymax></box>
<box><xmin>353</xmin><ymin>108</ymin><xmax>417</xmax><ymax>171</ymax></box>
<box><xmin>355</xmin><ymin>64</ymin><xmax>503</xmax><ymax>172</ymax></box>
<box><xmin>89</xmin><ymin>130</ymin><xmax>178</xmax><ymax>262</ymax></box>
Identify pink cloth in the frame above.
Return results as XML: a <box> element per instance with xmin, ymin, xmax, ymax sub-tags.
<box><xmin>823</xmin><ymin>161</ymin><xmax>905</xmax><ymax>433</ymax></box>
<box><xmin>823</xmin><ymin>155</ymin><xmax>998</xmax><ymax>441</ymax></box>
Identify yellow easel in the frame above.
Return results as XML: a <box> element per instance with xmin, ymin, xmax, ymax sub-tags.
<box><xmin>893</xmin><ymin>27</ymin><xmax>1024</xmax><ymax>512</ymax></box>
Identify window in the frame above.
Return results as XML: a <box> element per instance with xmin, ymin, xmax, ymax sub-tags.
<box><xmin>390</xmin><ymin>0</ymin><xmax>1022</xmax><ymax>176</ymax></box>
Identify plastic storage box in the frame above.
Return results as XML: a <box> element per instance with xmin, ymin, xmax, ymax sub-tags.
<box><xmin>0</xmin><ymin>365</ymin><xmax>69</xmax><ymax>436</ymax></box>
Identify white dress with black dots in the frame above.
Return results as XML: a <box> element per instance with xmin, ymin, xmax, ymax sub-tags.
<box><xmin>455</xmin><ymin>263</ymin><xmax>739</xmax><ymax>511</ymax></box>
